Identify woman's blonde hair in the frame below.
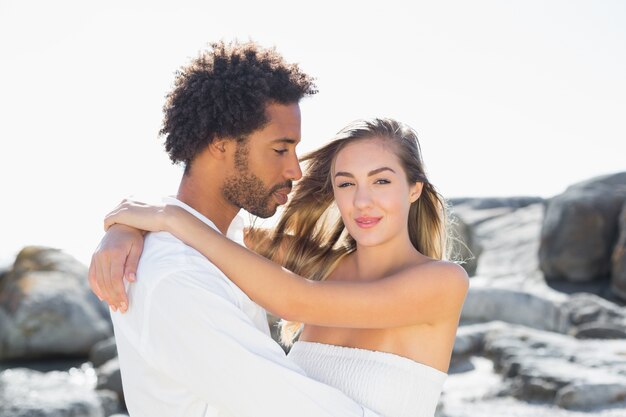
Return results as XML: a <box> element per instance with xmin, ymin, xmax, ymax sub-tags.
<box><xmin>256</xmin><ymin>118</ymin><xmax>451</xmax><ymax>346</ymax></box>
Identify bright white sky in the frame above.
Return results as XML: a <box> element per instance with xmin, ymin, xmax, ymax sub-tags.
<box><xmin>1</xmin><ymin>0</ymin><xmax>625</xmax><ymax>266</ymax></box>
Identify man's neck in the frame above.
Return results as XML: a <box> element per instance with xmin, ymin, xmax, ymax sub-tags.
<box><xmin>176</xmin><ymin>174</ymin><xmax>239</xmax><ymax>234</ymax></box>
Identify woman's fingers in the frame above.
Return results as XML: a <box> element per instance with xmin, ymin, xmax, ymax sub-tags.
<box><xmin>96</xmin><ymin>252</ymin><xmax>117</xmax><ymax>312</ymax></box>
<box><xmin>89</xmin><ymin>223</ymin><xmax>145</xmax><ymax>313</ymax></box>
<box><xmin>109</xmin><ymin>250</ymin><xmax>128</xmax><ymax>312</ymax></box>
<box><xmin>88</xmin><ymin>254</ymin><xmax>104</xmax><ymax>301</ymax></box>
<box><xmin>104</xmin><ymin>207</ymin><xmax>124</xmax><ymax>231</ymax></box>
<box><xmin>124</xmin><ymin>240</ymin><xmax>143</xmax><ymax>284</ymax></box>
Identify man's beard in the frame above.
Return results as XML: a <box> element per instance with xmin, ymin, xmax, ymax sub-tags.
<box><xmin>222</xmin><ymin>172</ymin><xmax>282</xmax><ymax>218</ymax></box>
<box><xmin>222</xmin><ymin>141</ymin><xmax>291</xmax><ymax>218</ymax></box>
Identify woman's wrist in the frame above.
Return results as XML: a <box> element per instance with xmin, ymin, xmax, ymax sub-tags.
<box><xmin>162</xmin><ymin>205</ymin><xmax>181</xmax><ymax>233</ymax></box>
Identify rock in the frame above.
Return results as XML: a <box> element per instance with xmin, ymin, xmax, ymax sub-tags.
<box><xmin>474</xmin><ymin>203</ymin><xmax>544</xmax><ymax>279</ymax></box>
<box><xmin>612</xmin><ymin>202</ymin><xmax>626</xmax><ymax>300</ymax></box>
<box><xmin>459</xmin><ymin>289</ymin><xmax>626</xmax><ymax>368</ymax></box>
<box><xmin>539</xmin><ymin>172</ymin><xmax>626</xmax><ymax>282</ymax></box>
<box><xmin>507</xmin><ymin>373</ymin><xmax>565</xmax><ymax>402</ymax></box>
<box><xmin>556</xmin><ymin>382</ymin><xmax>626</xmax><ymax>410</ymax></box>
<box><xmin>448</xmin><ymin>214</ymin><xmax>482</xmax><ymax>277</ymax></box>
<box><xmin>0</xmin><ymin>246</ymin><xmax>112</xmax><ymax>360</ymax></box>
<box><xmin>450</xmin><ymin>205</ymin><xmax>515</xmax><ymax>228</ymax></box>
<box><xmin>90</xmin><ymin>336</ymin><xmax>118</xmax><ymax>368</ymax></box>
<box><xmin>453</xmin><ymin>322</ymin><xmax>505</xmax><ymax>357</ymax></box>
<box><xmin>434</xmin><ymin>399</ymin><xmax>445</xmax><ymax>417</ymax></box>
<box><xmin>0</xmin><ymin>307</ymin><xmax>10</xmax><ymax>344</ymax></box>
<box><xmin>0</xmin><ymin>367</ymin><xmax>117</xmax><ymax>417</ymax></box>
<box><xmin>452</xmin><ymin>202</ymin><xmax>544</xmax><ymax>280</ymax></box>
<box><xmin>450</xmin><ymin>322</ymin><xmax>507</xmax><ymax>374</ymax></box>
<box><xmin>460</xmin><ymin>286</ymin><xmax>566</xmax><ymax>332</ymax></box>
<box><xmin>559</xmin><ymin>293</ymin><xmax>626</xmax><ymax>338</ymax></box>
<box><xmin>97</xmin><ymin>357</ymin><xmax>123</xmax><ymax>402</ymax></box>
<box><xmin>96</xmin><ymin>389</ymin><xmax>123</xmax><ymax>416</ymax></box>
<box><xmin>574</xmin><ymin>323</ymin><xmax>626</xmax><ymax>339</ymax></box>
<box><xmin>570</xmin><ymin>171</ymin><xmax>626</xmax><ymax>190</ymax></box>
<box><xmin>449</xmin><ymin>196</ymin><xmax>544</xmax><ymax>212</ymax></box>
<box><xmin>481</xmin><ymin>324</ymin><xmax>626</xmax><ymax>407</ymax></box>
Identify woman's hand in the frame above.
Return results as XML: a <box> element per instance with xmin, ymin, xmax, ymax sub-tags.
<box><xmin>90</xmin><ymin>198</ymin><xmax>172</xmax><ymax>313</ymax></box>
<box><xmin>92</xmin><ymin>200</ymin><xmax>187</xmax><ymax>312</ymax></box>
<box><xmin>104</xmin><ymin>199</ymin><xmax>169</xmax><ymax>232</ymax></box>
<box><xmin>89</xmin><ymin>224</ymin><xmax>145</xmax><ymax>312</ymax></box>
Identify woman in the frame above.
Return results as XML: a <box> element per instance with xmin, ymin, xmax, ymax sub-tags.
<box><xmin>102</xmin><ymin>118</ymin><xmax>469</xmax><ymax>417</ymax></box>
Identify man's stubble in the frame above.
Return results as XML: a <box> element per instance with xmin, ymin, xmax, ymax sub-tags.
<box><xmin>222</xmin><ymin>140</ymin><xmax>289</xmax><ymax>219</ymax></box>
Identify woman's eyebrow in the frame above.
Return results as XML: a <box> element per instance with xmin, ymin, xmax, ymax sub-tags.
<box><xmin>334</xmin><ymin>167</ymin><xmax>396</xmax><ymax>178</ymax></box>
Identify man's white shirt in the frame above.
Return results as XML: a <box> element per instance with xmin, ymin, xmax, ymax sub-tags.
<box><xmin>110</xmin><ymin>197</ymin><xmax>379</xmax><ymax>417</ymax></box>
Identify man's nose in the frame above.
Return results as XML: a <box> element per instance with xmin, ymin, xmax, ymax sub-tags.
<box><xmin>284</xmin><ymin>153</ymin><xmax>302</xmax><ymax>181</ymax></box>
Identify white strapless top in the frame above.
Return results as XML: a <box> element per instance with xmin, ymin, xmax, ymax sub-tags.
<box><xmin>288</xmin><ymin>341</ymin><xmax>447</xmax><ymax>417</ymax></box>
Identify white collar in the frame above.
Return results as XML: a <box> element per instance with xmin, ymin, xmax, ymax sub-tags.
<box><xmin>162</xmin><ymin>196</ymin><xmax>245</xmax><ymax>244</ymax></box>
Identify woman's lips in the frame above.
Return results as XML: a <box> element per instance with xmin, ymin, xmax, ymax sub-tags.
<box><xmin>355</xmin><ymin>216</ymin><xmax>382</xmax><ymax>228</ymax></box>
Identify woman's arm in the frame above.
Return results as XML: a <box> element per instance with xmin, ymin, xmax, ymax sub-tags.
<box><xmin>106</xmin><ymin>202</ymin><xmax>469</xmax><ymax>328</ymax></box>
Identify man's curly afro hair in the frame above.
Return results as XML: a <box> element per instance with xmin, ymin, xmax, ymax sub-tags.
<box><xmin>160</xmin><ymin>40</ymin><xmax>318</xmax><ymax>168</ymax></box>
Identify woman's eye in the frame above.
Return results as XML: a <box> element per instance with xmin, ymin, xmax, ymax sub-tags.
<box><xmin>375</xmin><ymin>179</ymin><xmax>391</xmax><ymax>184</ymax></box>
<box><xmin>274</xmin><ymin>149</ymin><xmax>288</xmax><ymax>155</ymax></box>
<box><xmin>337</xmin><ymin>182</ymin><xmax>353</xmax><ymax>188</ymax></box>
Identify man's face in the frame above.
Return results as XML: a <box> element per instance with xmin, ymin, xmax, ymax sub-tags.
<box><xmin>222</xmin><ymin>103</ymin><xmax>303</xmax><ymax>218</ymax></box>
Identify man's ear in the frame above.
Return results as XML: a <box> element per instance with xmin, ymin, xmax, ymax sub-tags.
<box><xmin>409</xmin><ymin>182</ymin><xmax>424</xmax><ymax>203</ymax></box>
<box><xmin>208</xmin><ymin>137</ymin><xmax>232</xmax><ymax>160</ymax></box>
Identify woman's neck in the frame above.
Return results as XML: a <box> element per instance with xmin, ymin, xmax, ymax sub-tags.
<box><xmin>352</xmin><ymin>235</ymin><xmax>422</xmax><ymax>280</ymax></box>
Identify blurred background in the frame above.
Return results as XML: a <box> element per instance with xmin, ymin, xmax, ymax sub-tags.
<box><xmin>1</xmin><ymin>0</ymin><xmax>625</xmax><ymax>266</ymax></box>
<box><xmin>1</xmin><ymin>1</ymin><xmax>626</xmax><ymax>416</ymax></box>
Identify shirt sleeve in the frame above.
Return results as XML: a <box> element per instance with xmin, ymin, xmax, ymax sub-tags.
<box><xmin>141</xmin><ymin>271</ymin><xmax>380</xmax><ymax>417</ymax></box>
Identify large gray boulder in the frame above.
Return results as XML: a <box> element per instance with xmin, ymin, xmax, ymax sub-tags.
<box><xmin>460</xmin><ymin>285</ymin><xmax>566</xmax><ymax>332</ymax></box>
<box><xmin>461</xmin><ymin>281</ymin><xmax>626</xmax><ymax>338</ymax></box>
<box><xmin>451</xmin><ymin>199</ymin><xmax>544</xmax><ymax>280</ymax></box>
<box><xmin>612</xmin><ymin>202</ymin><xmax>626</xmax><ymax>300</ymax></box>
<box><xmin>474</xmin><ymin>203</ymin><xmax>544</xmax><ymax>279</ymax></box>
<box><xmin>539</xmin><ymin>172</ymin><xmax>626</xmax><ymax>282</ymax></box>
<box><xmin>0</xmin><ymin>246</ymin><xmax>112</xmax><ymax>360</ymax></box>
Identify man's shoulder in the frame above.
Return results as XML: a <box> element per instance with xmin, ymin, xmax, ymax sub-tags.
<box><xmin>137</xmin><ymin>232</ymin><xmax>238</xmax><ymax>301</ymax></box>
<box><xmin>141</xmin><ymin>231</ymin><xmax>219</xmax><ymax>269</ymax></box>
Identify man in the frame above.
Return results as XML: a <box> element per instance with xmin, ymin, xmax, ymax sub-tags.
<box><xmin>89</xmin><ymin>41</ymin><xmax>380</xmax><ymax>417</ymax></box>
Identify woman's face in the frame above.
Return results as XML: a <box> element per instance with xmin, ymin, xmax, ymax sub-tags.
<box><xmin>332</xmin><ymin>137</ymin><xmax>421</xmax><ymax>248</ymax></box>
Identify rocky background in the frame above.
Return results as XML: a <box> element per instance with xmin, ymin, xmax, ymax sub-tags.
<box><xmin>1</xmin><ymin>172</ymin><xmax>626</xmax><ymax>417</ymax></box>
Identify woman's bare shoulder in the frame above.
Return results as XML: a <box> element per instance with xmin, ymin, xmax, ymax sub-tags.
<box><xmin>408</xmin><ymin>258</ymin><xmax>469</xmax><ymax>291</ymax></box>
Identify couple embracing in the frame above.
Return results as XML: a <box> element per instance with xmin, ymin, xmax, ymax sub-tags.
<box><xmin>90</xmin><ymin>40</ymin><xmax>469</xmax><ymax>417</ymax></box>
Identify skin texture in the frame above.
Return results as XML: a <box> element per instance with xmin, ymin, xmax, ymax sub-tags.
<box><xmin>101</xmin><ymin>138</ymin><xmax>469</xmax><ymax>371</ymax></box>
<box><xmin>89</xmin><ymin>103</ymin><xmax>302</xmax><ymax>310</ymax></box>
<box><xmin>332</xmin><ymin>139</ymin><xmax>422</xmax><ymax>251</ymax></box>
<box><xmin>221</xmin><ymin>104</ymin><xmax>302</xmax><ymax>218</ymax></box>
